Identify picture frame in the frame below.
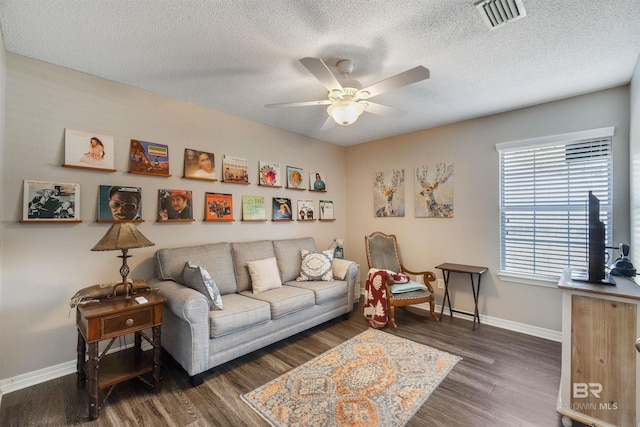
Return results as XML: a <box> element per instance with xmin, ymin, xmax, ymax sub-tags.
<box><xmin>286</xmin><ymin>166</ymin><xmax>305</xmax><ymax>190</ymax></box>
<box><xmin>157</xmin><ymin>189</ymin><xmax>194</xmax><ymax>222</ymax></box>
<box><xmin>22</xmin><ymin>180</ymin><xmax>81</xmax><ymax>223</ymax></box>
<box><xmin>129</xmin><ymin>139</ymin><xmax>170</xmax><ymax>176</ymax></box>
<box><xmin>373</xmin><ymin>169</ymin><xmax>405</xmax><ymax>217</ymax></box>
<box><xmin>97</xmin><ymin>185</ymin><xmax>142</xmax><ymax>222</ymax></box>
<box><xmin>319</xmin><ymin>200</ymin><xmax>334</xmax><ymax>220</ymax></box>
<box><xmin>242</xmin><ymin>195</ymin><xmax>266</xmax><ymax>221</ymax></box>
<box><xmin>205</xmin><ymin>192</ymin><xmax>233</xmax><ymax>221</ymax></box>
<box><xmin>297</xmin><ymin>199</ymin><xmax>315</xmax><ymax>221</ymax></box>
<box><xmin>415</xmin><ymin>163</ymin><xmax>454</xmax><ymax>218</ymax></box>
<box><xmin>63</xmin><ymin>128</ymin><xmax>116</xmax><ymax>172</ymax></box>
<box><xmin>258</xmin><ymin>161</ymin><xmax>282</xmax><ymax>187</ymax></box>
<box><xmin>272</xmin><ymin>197</ymin><xmax>293</xmax><ymax>221</ymax></box>
<box><xmin>309</xmin><ymin>171</ymin><xmax>327</xmax><ymax>191</ymax></box>
<box><xmin>222</xmin><ymin>155</ymin><xmax>250</xmax><ymax>184</ymax></box>
<box><xmin>184</xmin><ymin>149</ymin><xmax>217</xmax><ymax>181</ymax></box>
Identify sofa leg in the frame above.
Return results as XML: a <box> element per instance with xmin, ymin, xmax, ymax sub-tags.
<box><xmin>342</xmin><ymin>310</ymin><xmax>352</xmax><ymax>320</ymax></box>
<box><xmin>190</xmin><ymin>372</ymin><xmax>206</xmax><ymax>387</ymax></box>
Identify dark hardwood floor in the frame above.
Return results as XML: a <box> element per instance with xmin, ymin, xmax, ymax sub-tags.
<box><xmin>0</xmin><ymin>301</ymin><xmax>571</xmax><ymax>426</ymax></box>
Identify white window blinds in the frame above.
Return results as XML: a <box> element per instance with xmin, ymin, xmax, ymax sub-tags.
<box><xmin>496</xmin><ymin>127</ymin><xmax>614</xmax><ymax>281</ymax></box>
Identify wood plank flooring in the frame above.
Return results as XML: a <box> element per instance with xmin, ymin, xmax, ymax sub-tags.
<box><xmin>0</xmin><ymin>301</ymin><xmax>573</xmax><ymax>426</ymax></box>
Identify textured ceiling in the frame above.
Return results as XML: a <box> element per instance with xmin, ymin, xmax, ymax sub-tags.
<box><xmin>1</xmin><ymin>0</ymin><xmax>639</xmax><ymax>146</ymax></box>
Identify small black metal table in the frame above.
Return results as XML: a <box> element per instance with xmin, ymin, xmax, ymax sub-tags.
<box><xmin>435</xmin><ymin>263</ymin><xmax>488</xmax><ymax>330</ymax></box>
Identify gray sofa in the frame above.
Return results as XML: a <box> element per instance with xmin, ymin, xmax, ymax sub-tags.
<box><xmin>151</xmin><ymin>237</ymin><xmax>359</xmax><ymax>386</ymax></box>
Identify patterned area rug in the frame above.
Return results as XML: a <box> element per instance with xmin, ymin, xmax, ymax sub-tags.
<box><xmin>242</xmin><ymin>328</ymin><xmax>461</xmax><ymax>426</ymax></box>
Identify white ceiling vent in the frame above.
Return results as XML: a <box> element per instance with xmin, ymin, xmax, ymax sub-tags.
<box><xmin>475</xmin><ymin>0</ymin><xmax>527</xmax><ymax>30</ymax></box>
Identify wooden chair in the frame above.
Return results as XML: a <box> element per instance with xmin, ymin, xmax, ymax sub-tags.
<box><xmin>365</xmin><ymin>231</ymin><xmax>438</xmax><ymax>328</ymax></box>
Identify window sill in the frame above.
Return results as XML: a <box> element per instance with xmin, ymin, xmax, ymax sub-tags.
<box><xmin>497</xmin><ymin>271</ymin><xmax>560</xmax><ymax>288</ymax></box>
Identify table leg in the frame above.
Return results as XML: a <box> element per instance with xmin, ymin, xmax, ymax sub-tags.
<box><xmin>87</xmin><ymin>341</ymin><xmax>99</xmax><ymax>420</ymax></box>
<box><xmin>153</xmin><ymin>325</ymin><xmax>162</xmax><ymax>393</ymax></box>
<box><xmin>439</xmin><ymin>270</ymin><xmax>452</xmax><ymax>321</ymax></box>
<box><xmin>76</xmin><ymin>332</ymin><xmax>86</xmax><ymax>389</ymax></box>
<box><xmin>470</xmin><ymin>273</ymin><xmax>482</xmax><ymax>330</ymax></box>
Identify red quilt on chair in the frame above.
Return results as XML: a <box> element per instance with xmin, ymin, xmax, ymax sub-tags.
<box><xmin>364</xmin><ymin>268</ymin><xmax>389</xmax><ymax>328</ymax></box>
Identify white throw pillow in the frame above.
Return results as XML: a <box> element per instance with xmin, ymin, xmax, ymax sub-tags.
<box><xmin>182</xmin><ymin>261</ymin><xmax>223</xmax><ymax>310</ymax></box>
<box><xmin>296</xmin><ymin>249</ymin><xmax>334</xmax><ymax>281</ymax></box>
<box><xmin>247</xmin><ymin>257</ymin><xmax>282</xmax><ymax>294</ymax></box>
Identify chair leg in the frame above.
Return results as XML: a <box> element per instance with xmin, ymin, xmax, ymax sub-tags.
<box><xmin>387</xmin><ymin>304</ymin><xmax>398</xmax><ymax>328</ymax></box>
<box><xmin>427</xmin><ymin>297</ymin><xmax>438</xmax><ymax>321</ymax></box>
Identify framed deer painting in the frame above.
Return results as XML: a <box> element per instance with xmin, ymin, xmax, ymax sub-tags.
<box><xmin>414</xmin><ymin>163</ymin><xmax>454</xmax><ymax>218</ymax></box>
<box><xmin>373</xmin><ymin>169</ymin><xmax>405</xmax><ymax>217</ymax></box>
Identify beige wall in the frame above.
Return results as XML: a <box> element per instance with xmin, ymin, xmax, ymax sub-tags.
<box><xmin>0</xmin><ymin>54</ymin><xmax>347</xmax><ymax>380</ymax></box>
<box><xmin>630</xmin><ymin>57</ymin><xmax>640</xmax><ymax>270</ymax></box>
<box><xmin>344</xmin><ymin>86</ymin><xmax>631</xmax><ymax>332</ymax></box>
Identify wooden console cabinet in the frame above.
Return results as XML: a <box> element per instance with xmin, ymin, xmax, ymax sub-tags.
<box><xmin>557</xmin><ymin>270</ymin><xmax>640</xmax><ymax>427</ymax></box>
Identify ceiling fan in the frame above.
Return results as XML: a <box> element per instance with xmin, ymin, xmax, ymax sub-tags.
<box><xmin>265</xmin><ymin>57</ymin><xmax>430</xmax><ymax>128</ymax></box>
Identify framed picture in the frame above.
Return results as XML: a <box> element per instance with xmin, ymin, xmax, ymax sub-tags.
<box><xmin>319</xmin><ymin>200</ymin><xmax>334</xmax><ymax>220</ymax></box>
<box><xmin>98</xmin><ymin>185</ymin><xmax>142</xmax><ymax>222</ymax></box>
<box><xmin>242</xmin><ymin>195</ymin><xmax>266</xmax><ymax>220</ymax></box>
<box><xmin>309</xmin><ymin>171</ymin><xmax>326</xmax><ymax>191</ymax></box>
<box><xmin>222</xmin><ymin>155</ymin><xmax>250</xmax><ymax>184</ymax></box>
<box><xmin>205</xmin><ymin>193</ymin><xmax>233</xmax><ymax>221</ymax></box>
<box><xmin>129</xmin><ymin>139</ymin><xmax>170</xmax><ymax>176</ymax></box>
<box><xmin>272</xmin><ymin>197</ymin><xmax>293</xmax><ymax>221</ymax></box>
<box><xmin>415</xmin><ymin>163</ymin><xmax>454</xmax><ymax>218</ymax></box>
<box><xmin>63</xmin><ymin>128</ymin><xmax>116</xmax><ymax>172</ymax></box>
<box><xmin>157</xmin><ymin>189</ymin><xmax>193</xmax><ymax>221</ymax></box>
<box><xmin>259</xmin><ymin>161</ymin><xmax>282</xmax><ymax>187</ymax></box>
<box><xmin>297</xmin><ymin>199</ymin><xmax>315</xmax><ymax>221</ymax></box>
<box><xmin>286</xmin><ymin>166</ymin><xmax>305</xmax><ymax>190</ymax></box>
<box><xmin>184</xmin><ymin>149</ymin><xmax>217</xmax><ymax>181</ymax></box>
<box><xmin>23</xmin><ymin>180</ymin><xmax>80</xmax><ymax>222</ymax></box>
<box><xmin>373</xmin><ymin>169</ymin><xmax>405</xmax><ymax>217</ymax></box>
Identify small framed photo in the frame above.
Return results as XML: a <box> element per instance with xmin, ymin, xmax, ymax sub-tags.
<box><xmin>319</xmin><ymin>200</ymin><xmax>334</xmax><ymax>220</ymax></box>
<box><xmin>129</xmin><ymin>139</ymin><xmax>170</xmax><ymax>176</ymax></box>
<box><xmin>63</xmin><ymin>128</ymin><xmax>115</xmax><ymax>172</ymax></box>
<box><xmin>297</xmin><ymin>199</ymin><xmax>315</xmax><ymax>221</ymax></box>
<box><xmin>222</xmin><ymin>155</ymin><xmax>250</xmax><ymax>184</ymax></box>
<box><xmin>22</xmin><ymin>180</ymin><xmax>80</xmax><ymax>222</ymax></box>
<box><xmin>98</xmin><ymin>185</ymin><xmax>142</xmax><ymax>222</ymax></box>
<box><xmin>184</xmin><ymin>149</ymin><xmax>217</xmax><ymax>181</ymax></box>
<box><xmin>205</xmin><ymin>193</ymin><xmax>233</xmax><ymax>221</ymax></box>
<box><xmin>272</xmin><ymin>197</ymin><xmax>293</xmax><ymax>221</ymax></box>
<box><xmin>309</xmin><ymin>171</ymin><xmax>327</xmax><ymax>191</ymax></box>
<box><xmin>258</xmin><ymin>161</ymin><xmax>282</xmax><ymax>187</ymax></box>
<box><xmin>158</xmin><ymin>189</ymin><xmax>194</xmax><ymax>221</ymax></box>
<box><xmin>286</xmin><ymin>166</ymin><xmax>305</xmax><ymax>190</ymax></box>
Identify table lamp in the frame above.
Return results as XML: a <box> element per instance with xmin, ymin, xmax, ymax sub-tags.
<box><xmin>91</xmin><ymin>222</ymin><xmax>155</xmax><ymax>300</ymax></box>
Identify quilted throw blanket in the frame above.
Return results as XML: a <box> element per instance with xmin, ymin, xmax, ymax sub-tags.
<box><xmin>364</xmin><ymin>268</ymin><xmax>389</xmax><ymax>328</ymax></box>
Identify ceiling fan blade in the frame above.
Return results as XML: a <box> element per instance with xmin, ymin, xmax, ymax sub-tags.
<box><xmin>265</xmin><ymin>99</ymin><xmax>332</xmax><ymax>108</ymax></box>
<box><xmin>299</xmin><ymin>57</ymin><xmax>344</xmax><ymax>94</ymax></box>
<box><xmin>364</xmin><ymin>102</ymin><xmax>406</xmax><ymax>117</ymax></box>
<box><xmin>357</xmin><ymin>66</ymin><xmax>430</xmax><ymax>99</ymax></box>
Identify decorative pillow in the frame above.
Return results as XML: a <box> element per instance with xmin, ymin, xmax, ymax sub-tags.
<box><xmin>391</xmin><ymin>273</ymin><xmax>411</xmax><ymax>283</ymax></box>
<box><xmin>182</xmin><ymin>261</ymin><xmax>223</xmax><ymax>310</ymax></box>
<box><xmin>246</xmin><ymin>257</ymin><xmax>282</xmax><ymax>294</ymax></box>
<box><xmin>296</xmin><ymin>249</ymin><xmax>334</xmax><ymax>282</ymax></box>
<box><xmin>389</xmin><ymin>281</ymin><xmax>429</xmax><ymax>294</ymax></box>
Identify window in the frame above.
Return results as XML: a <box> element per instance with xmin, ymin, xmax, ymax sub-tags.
<box><xmin>496</xmin><ymin>127</ymin><xmax>614</xmax><ymax>282</ymax></box>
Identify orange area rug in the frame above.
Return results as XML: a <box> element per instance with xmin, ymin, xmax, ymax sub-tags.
<box><xmin>242</xmin><ymin>328</ymin><xmax>461</xmax><ymax>426</ymax></box>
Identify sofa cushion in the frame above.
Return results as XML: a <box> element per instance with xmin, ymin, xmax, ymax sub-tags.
<box><xmin>296</xmin><ymin>249</ymin><xmax>334</xmax><ymax>281</ymax></box>
<box><xmin>209</xmin><ymin>294</ymin><xmax>271</xmax><ymax>338</ymax></box>
<box><xmin>246</xmin><ymin>257</ymin><xmax>282</xmax><ymax>294</ymax></box>
<box><xmin>285</xmin><ymin>280</ymin><xmax>348</xmax><ymax>305</ymax></box>
<box><xmin>154</xmin><ymin>242</ymin><xmax>238</xmax><ymax>295</ymax></box>
<box><xmin>273</xmin><ymin>237</ymin><xmax>317</xmax><ymax>282</ymax></box>
<box><xmin>232</xmin><ymin>240</ymin><xmax>276</xmax><ymax>292</ymax></box>
<box><xmin>183</xmin><ymin>262</ymin><xmax>223</xmax><ymax>310</ymax></box>
<box><xmin>241</xmin><ymin>286</ymin><xmax>315</xmax><ymax>319</ymax></box>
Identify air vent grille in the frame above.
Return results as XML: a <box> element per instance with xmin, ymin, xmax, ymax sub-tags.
<box><xmin>475</xmin><ymin>0</ymin><xmax>527</xmax><ymax>30</ymax></box>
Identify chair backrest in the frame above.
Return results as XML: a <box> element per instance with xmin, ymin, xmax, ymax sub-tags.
<box><xmin>365</xmin><ymin>232</ymin><xmax>402</xmax><ymax>273</ymax></box>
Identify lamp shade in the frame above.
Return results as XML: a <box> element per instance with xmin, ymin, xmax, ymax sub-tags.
<box><xmin>91</xmin><ymin>222</ymin><xmax>155</xmax><ymax>251</ymax></box>
<box><xmin>327</xmin><ymin>100</ymin><xmax>365</xmax><ymax>126</ymax></box>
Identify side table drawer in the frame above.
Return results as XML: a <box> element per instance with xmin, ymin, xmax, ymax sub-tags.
<box><xmin>102</xmin><ymin>308</ymin><xmax>152</xmax><ymax>337</ymax></box>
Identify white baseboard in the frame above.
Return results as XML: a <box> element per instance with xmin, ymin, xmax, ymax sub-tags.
<box><xmin>0</xmin><ymin>305</ymin><xmax>560</xmax><ymax>403</ymax></box>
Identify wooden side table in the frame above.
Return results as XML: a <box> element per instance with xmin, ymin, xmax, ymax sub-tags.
<box><xmin>435</xmin><ymin>263</ymin><xmax>488</xmax><ymax>330</ymax></box>
<box><xmin>76</xmin><ymin>292</ymin><xmax>166</xmax><ymax>420</ymax></box>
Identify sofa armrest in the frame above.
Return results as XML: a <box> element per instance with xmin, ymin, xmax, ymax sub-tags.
<box><xmin>338</xmin><ymin>260</ymin><xmax>359</xmax><ymax>309</ymax></box>
<box><xmin>149</xmin><ymin>278</ymin><xmax>211</xmax><ymax>377</ymax></box>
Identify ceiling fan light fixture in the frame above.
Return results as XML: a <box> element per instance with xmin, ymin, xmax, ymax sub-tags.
<box><xmin>327</xmin><ymin>100</ymin><xmax>365</xmax><ymax>126</ymax></box>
